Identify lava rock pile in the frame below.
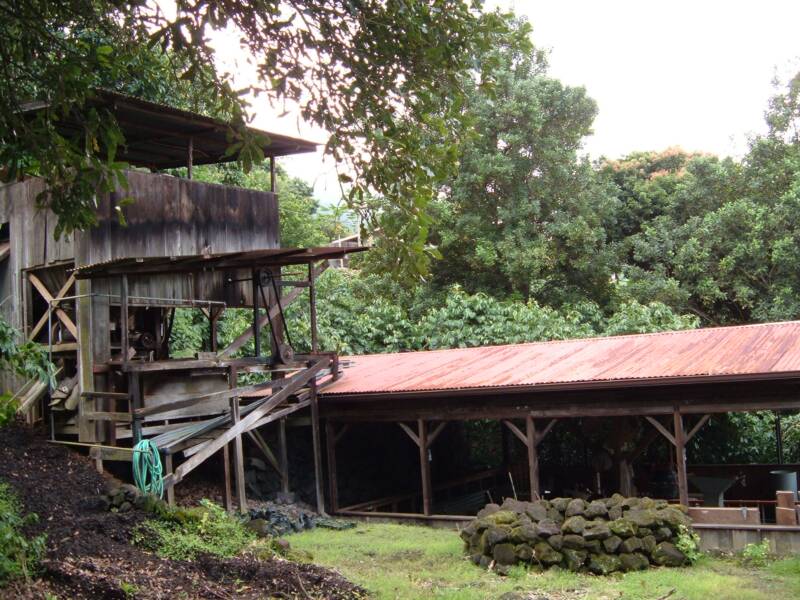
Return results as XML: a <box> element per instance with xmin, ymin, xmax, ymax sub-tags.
<box><xmin>460</xmin><ymin>494</ymin><xmax>693</xmax><ymax>575</ymax></box>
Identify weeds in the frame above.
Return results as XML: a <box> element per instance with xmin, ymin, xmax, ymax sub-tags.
<box><xmin>741</xmin><ymin>539</ymin><xmax>772</xmax><ymax>567</ymax></box>
<box><xmin>134</xmin><ymin>499</ymin><xmax>259</xmax><ymax>560</ymax></box>
<box><xmin>0</xmin><ymin>481</ymin><xmax>46</xmax><ymax>585</ymax></box>
<box><xmin>676</xmin><ymin>524</ymin><xmax>703</xmax><ymax>565</ymax></box>
<box><xmin>0</xmin><ymin>394</ymin><xmax>18</xmax><ymax>427</ymax></box>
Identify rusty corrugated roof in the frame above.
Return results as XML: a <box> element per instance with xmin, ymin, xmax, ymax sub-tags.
<box><xmin>321</xmin><ymin>321</ymin><xmax>800</xmax><ymax>397</ymax></box>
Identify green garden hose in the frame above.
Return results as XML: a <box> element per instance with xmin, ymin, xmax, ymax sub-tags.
<box><xmin>133</xmin><ymin>439</ymin><xmax>164</xmax><ymax>499</ymax></box>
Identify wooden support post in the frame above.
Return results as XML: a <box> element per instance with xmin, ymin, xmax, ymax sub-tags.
<box><xmin>674</xmin><ymin>409</ymin><xmax>689</xmax><ymax>506</ymax></box>
<box><xmin>222</xmin><ymin>443</ymin><xmax>233</xmax><ymax>512</ymax></box>
<box><xmin>325</xmin><ymin>420</ymin><xmax>339</xmax><ymax>513</ymax></box>
<box><xmin>278</xmin><ymin>418</ymin><xmax>289</xmax><ymax>494</ymax></box>
<box><xmin>187</xmin><ymin>136</ymin><xmax>194</xmax><ymax>179</ymax></box>
<box><xmin>228</xmin><ymin>366</ymin><xmax>247</xmax><ymax>512</ymax></box>
<box><xmin>308</xmin><ymin>263</ymin><xmax>318</xmax><ymax>353</ymax></box>
<box><xmin>120</xmin><ymin>275</ymin><xmax>130</xmax><ymax>365</ymax></box>
<box><xmin>526</xmin><ymin>415</ymin><xmax>540</xmax><ymax>500</ymax></box>
<box><xmin>252</xmin><ymin>270</ymin><xmax>261</xmax><ymax>358</ymax></box>
<box><xmin>164</xmin><ymin>453</ymin><xmax>176</xmax><ymax>506</ymax></box>
<box><xmin>309</xmin><ymin>378</ymin><xmax>326</xmax><ymax>514</ymax></box>
<box><xmin>129</xmin><ymin>374</ymin><xmax>143</xmax><ymax>443</ymax></box>
<box><xmin>269</xmin><ymin>155</ymin><xmax>276</xmax><ymax>193</ymax></box>
<box><xmin>418</xmin><ymin>419</ymin><xmax>432</xmax><ymax>516</ymax></box>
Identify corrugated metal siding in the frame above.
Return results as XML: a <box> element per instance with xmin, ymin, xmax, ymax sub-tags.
<box><xmin>322</xmin><ymin>321</ymin><xmax>800</xmax><ymax>396</ymax></box>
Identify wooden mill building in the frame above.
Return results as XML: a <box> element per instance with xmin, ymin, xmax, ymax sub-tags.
<box><xmin>2</xmin><ymin>91</ymin><xmax>362</xmax><ymax>510</ymax></box>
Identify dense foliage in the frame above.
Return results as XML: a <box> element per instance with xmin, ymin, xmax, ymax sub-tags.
<box><xmin>0</xmin><ymin>482</ymin><xmax>45</xmax><ymax>584</ymax></box>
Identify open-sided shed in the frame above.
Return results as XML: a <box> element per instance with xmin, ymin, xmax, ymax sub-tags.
<box><xmin>320</xmin><ymin>321</ymin><xmax>800</xmax><ymax>520</ymax></box>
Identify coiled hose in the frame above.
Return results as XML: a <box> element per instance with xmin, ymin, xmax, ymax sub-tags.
<box><xmin>132</xmin><ymin>439</ymin><xmax>164</xmax><ymax>499</ymax></box>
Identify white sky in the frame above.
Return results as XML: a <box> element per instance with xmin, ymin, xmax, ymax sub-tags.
<box><xmin>217</xmin><ymin>1</ymin><xmax>800</xmax><ymax>200</ymax></box>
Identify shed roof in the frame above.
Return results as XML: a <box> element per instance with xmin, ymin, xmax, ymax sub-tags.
<box><xmin>322</xmin><ymin>321</ymin><xmax>800</xmax><ymax>397</ymax></box>
<box><xmin>21</xmin><ymin>90</ymin><xmax>317</xmax><ymax>168</ymax></box>
<box><xmin>73</xmin><ymin>246</ymin><xmax>368</xmax><ymax>279</ymax></box>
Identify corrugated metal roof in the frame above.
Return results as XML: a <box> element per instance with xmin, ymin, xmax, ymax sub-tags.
<box><xmin>321</xmin><ymin>321</ymin><xmax>800</xmax><ymax>397</ymax></box>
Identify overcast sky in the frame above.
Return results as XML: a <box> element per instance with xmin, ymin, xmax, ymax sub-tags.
<box><xmin>227</xmin><ymin>1</ymin><xmax>800</xmax><ymax>200</ymax></box>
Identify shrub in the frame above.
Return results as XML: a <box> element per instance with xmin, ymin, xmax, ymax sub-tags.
<box><xmin>0</xmin><ymin>394</ymin><xmax>17</xmax><ymax>427</ymax></box>
<box><xmin>134</xmin><ymin>499</ymin><xmax>257</xmax><ymax>560</ymax></box>
<box><xmin>741</xmin><ymin>539</ymin><xmax>772</xmax><ymax>567</ymax></box>
<box><xmin>675</xmin><ymin>524</ymin><xmax>702</xmax><ymax>564</ymax></box>
<box><xmin>0</xmin><ymin>482</ymin><xmax>46</xmax><ymax>584</ymax></box>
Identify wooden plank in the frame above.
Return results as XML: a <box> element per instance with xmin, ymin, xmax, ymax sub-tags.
<box><xmin>674</xmin><ymin>410</ymin><xmax>689</xmax><ymax>506</ymax></box>
<box><xmin>645</xmin><ymin>416</ymin><xmax>676</xmax><ymax>446</ymax></box>
<box><xmin>326</xmin><ymin>420</ymin><xmax>339</xmax><ymax>512</ymax></box>
<box><xmin>87</xmin><ymin>445</ymin><xmax>135</xmax><ymax>463</ymax></box>
<box><xmin>310</xmin><ymin>380</ymin><xmax>325</xmax><ymax>514</ymax></box>
<box><xmin>527</xmin><ymin>415</ymin><xmax>540</xmax><ymax>500</ymax></box>
<box><xmin>278</xmin><ymin>418</ymin><xmax>290</xmax><ymax>493</ymax></box>
<box><xmin>418</xmin><ymin>420</ymin><xmax>432</xmax><ymax>516</ymax></box>
<box><xmin>27</xmin><ymin>274</ymin><xmax>75</xmax><ymax>341</ymax></box>
<box><xmin>776</xmin><ymin>491</ymin><xmax>797</xmax><ymax>509</ymax></box>
<box><xmin>229</xmin><ymin>366</ymin><xmax>247</xmax><ymax>513</ymax></box>
<box><xmin>217</xmin><ymin>262</ymin><xmax>329</xmax><ymax>358</ymax></box>
<box><xmin>27</xmin><ymin>272</ymin><xmax>78</xmax><ymax>339</ymax></box>
<box><xmin>776</xmin><ymin>507</ymin><xmax>798</xmax><ymax>526</ymax></box>
<box><xmin>247</xmin><ymin>429</ymin><xmax>281</xmax><ymax>474</ymax></box>
<box><xmin>166</xmin><ymin>358</ymin><xmax>327</xmax><ymax>485</ymax></box>
<box><xmin>129</xmin><ymin>374</ymin><xmax>143</xmax><ymax>443</ymax></box>
<box><xmin>135</xmin><ymin>378</ymin><xmax>288</xmax><ymax>418</ymax></box>
<box><xmin>81</xmin><ymin>391</ymin><xmax>130</xmax><ymax>400</ymax></box>
<box><xmin>502</xmin><ymin>420</ymin><xmax>528</xmax><ymax>447</ymax></box>
<box><xmin>334</xmin><ymin>423</ymin><xmax>350</xmax><ymax>444</ymax></box>
<box><xmin>689</xmin><ymin>507</ymin><xmax>760</xmax><ymax>525</ymax></box>
<box><xmin>398</xmin><ymin>422</ymin><xmax>420</xmax><ymax>447</ymax></box>
<box><xmin>84</xmin><ymin>411</ymin><xmax>132</xmax><ymax>422</ymax></box>
<box><xmin>164</xmin><ymin>454</ymin><xmax>176</xmax><ymax>506</ymax></box>
<box><xmin>686</xmin><ymin>414</ymin><xmax>711</xmax><ymax>442</ymax></box>
<box><xmin>223</xmin><ymin>443</ymin><xmax>233</xmax><ymax>512</ymax></box>
<box><xmin>120</xmin><ymin>275</ymin><xmax>129</xmax><ymax>365</ymax></box>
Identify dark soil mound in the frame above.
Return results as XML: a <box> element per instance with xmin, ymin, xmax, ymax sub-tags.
<box><xmin>0</xmin><ymin>421</ymin><xmax>364</xmax><ymax>599</ymax></box>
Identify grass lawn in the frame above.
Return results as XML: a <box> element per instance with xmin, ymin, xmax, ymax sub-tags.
<box><xmin>291</xmin><ymin>523</ymin><xmax>800</xmax><ymax>600</ymax></box>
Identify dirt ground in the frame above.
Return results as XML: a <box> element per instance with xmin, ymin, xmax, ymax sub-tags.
<box><xmin>0</xmin><ymin>420</ymin><xmax>364</xmax><ymax>599</ymax></box>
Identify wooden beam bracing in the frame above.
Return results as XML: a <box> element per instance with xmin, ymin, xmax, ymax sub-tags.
<box><xmin>645</xmin><ymin>416</ymin><xmax>676</xmax><ymax>446</ymax></box>
<box><xmin>398</xmin><ymin>422</ymin><xmax>420</xmax><ymax>447</ymax></box>
<box><xmin>686</xmin><ymin>414</ymin><xmax>711</xmax><ymax>442</ymax></box>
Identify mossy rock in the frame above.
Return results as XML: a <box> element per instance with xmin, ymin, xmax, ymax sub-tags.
<box><xmin>561</xmin><ymin>516</ymin><xmax>586</xmax><ymax>535</ymax></box>
<box><xmin>546</xmin><ymin>507</ymin><xmax>565</xmax><ymax>524</ymax></box>
<box><xmin>486</xmin><ymin>510</ymin><xmax>519</xmax><ymax>526</ymax></box>
<box><xmin>533</xmin><ymin>541</ymin><xmax>563</xmax><ymax>566</ymax></box>
<box><xmin>624</xmin><ymin>509</ymin><xmax>657</xmax><ymax>529</ymax></box>
<box><xmin>551</xmin><ymin>497</ymin><xmax>570</xmax><ymax>513</ymax></box>
<box><xmin>493</xmin><ymin>543</ymin><xmax>518</xmax><ymax>565</ymax></box>
<box><xmin>606</xmin><ymin>493</ymin><xmax>625</xmax><ymax>507</ymax></box>
<box><xmin>641</xmin><ymin>535</ymin><xmax>657</xmax><ymax>555</ymax></box>
<box><xmin>585</xmin><ymin>500</ymin><xmax>608</xmax><ymax>519</ymax></box>
<box><xmin>470</xmin><ymin>553</ymin><xmax>482</xmax><ymax>565</ymax></box>
<box><xmin>584</xmin><ymin>521</ymin><xmax>611</xmax><ymax>541</ymax></box>
<box><xmin>509</xmin><ymin>522</ymin><xmax>539</xmax><ymax>545</ymax></box>
<box><xmin>460</xmin><ymin>520</ymin><xmax>479</xmax><ymax>542</ymax></box>
<box><xmin>584</xmin><ymin>539</ymin><xmax>602</xmax><ymax>554</ymax></box>
<box><xmin>535</xmin><ymin>519</ymin><xmax>561</xmax><ymax>538</ymax></box>
<box><xmin>637</xmin><ymin>527</ymin><xmax>653</xmax><ymax>538</ymax></box>
<box><xmin>477</xmin><ymin>503</ymin><xmax>501</xmax><ymax>519</ymax></box>
<box><xmin>654</xmin><ymin>507</ymin><xmax>692</xmax><ymax>530</ymax></box>
<box><xmin>547</xmin><ymin>534</ymin><xmax>563</xmax><ymax>551</ymax></box>
<box><xmin>639</xmin><ymin>497</ymin><xmax>657</xmax><ymax>510</ymax></box>
<box><xmin>608</xmin><ymin>505</ymin><xmax>623</xmax><ymax>520</ymax></box>
<box><xmin>621</xmin><ymin>497</ymin><xmax>641</xmax><ymax>510</ymax></box>
<box><xmin>620</xmin><ymin>536</ymin><xmax>643</xmax><ymax>554</ymax></box>
<box><xmin>484</xmin><ymin>525</ymin><xmax>511</xmax><ymax>548</ymax></box>
<box><xmin>603</xmin><ymin>535</ymin><xmax>622</xmax><ymax>554</ymax></box>
<box><xmin>588</xmin><ymin>553</ymin><xmax>621</xmax><ymax>575</ymax></box>
<box><xmin>654</xmin><ymin>526</ymin><xmax>673</xmax><ymax>542</ymax></box>
<box><xmin>515</xmin><ymin>543</ymin><xmax>534</xmax><ymax>561</ymax></box>
<box><xmin>608</xmin><ymin>518</ymin><xmax>638</xmax><ymax>538</ymax></box>
<box><xmin>562</xmin><ymin>548</ymin><xmax>588</xmax><ymax>572</ymax></box>
<box><xmin>619</xmin><ymin>552</ymin><xmax>650</xmax><ymax>572</ymax></box>
<box><xmin>525</xmin><ymin>502</ymin><xmax>549</xmax><ymax>522</ymax></box>
<box><xmin>479</xmin><ymin>554</ymin><xmax>492</xmax><ymax>569</ymax></box>
<box><xmin>652</xmin><ymin>541</ymin><xmax>687</xmax><ymax>567</ymax></box>
<box><xmin>562</xmin><ymin>534</ymin><xmax>585</xmax><ymax>550</ymax></box>
<box><xmin>501</xmin><ymin>498</ymin><xmax>531</xmax><ymax>515</ymax></box>
<box><xmin>565</xmin><ymin>498</ymin><xmax>586</xmax><ymax>517</ymax></box>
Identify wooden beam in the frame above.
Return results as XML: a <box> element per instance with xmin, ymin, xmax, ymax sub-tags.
<box><xmin>535</xmin><ymin>418</ymin><xmax>558</xmax><ymax>445</ymax></box>
<box><xmin>223</xmin><ymin>443</ymin><xmax>233</xmax><ymax>512</ymax></box>
<box><xmin>326</xmin><ymin>420</ymin><xmax>339</xmax><ymax>512</ymax></box>
<box><xmin>309</xmin><ymin>263</ymin><xmax>318</xmax><ymax>353</ymax></box>
<box><xmin>503</xmin><ymin>420</ymin><xmax>528</xmax><ymax>447</ymax></box>
<box><xmin>164</xmin><ymin>453</ymin><xmax>176</xmax><ymax>506</ymax></box>
<box><xmin>418</xmin><ymin>420</ymin><xmax>432</xmax><ymax>516</ymax></box>
<box><xmin>229</xmin><ymin>366</ymin><xmax>247</xmax><ymax>513</ymax></box>
<box><xmin>120</xmin><ymin>275</ymin><xmax>130</xmax><ymax>365</ymax></box>
<box><xmin>27</xmin><ymin>272</ymin><xmax>78</xmax><ymax>339</ymax></box>
<box><xmin>674</xmin><ymin>410</ymin><xmax>689</xmax><ymax>506</ymax></box>
<box><xmin>246</xmin><ymin>429</ymin><xmax>281</xmax><ymax>473</ymax></box>
<box><xmin>334</xmin><ymin>424</ymin><xmax>350</xmax><ymax>444</ymax></box>
<box><xmin>428</xmin><ymin>421</ymin><xmax>447</xmax><ymax>446</ymax></box>
<box><xmin>645</xmin><ymin>416</ymin><xmax>676</xmax><ymax>446</ymax></box>
<box><xmin>686</xmin><ymin>414</ymin><xmax>711</xmax><ymax>442</ymax></box>
<box><xmin>398</xmin><ymin>422</ymin><xmax>420</xmax><ymax>447</ymax></box>
<box><xmin>526</xmin><ymin>415</ymin><xmax>540</xmax><ymax>500</ymax></box>
<box><xmin>165</xmin><ymin>358</ymin><xmax>328</xmax><ymax>485</ymax></box>
<box><xmin>310</xmin><ymin>380</ymin><xmax>326</xmax><ymax>514</ymax></box>
<box><xmin>129</xmin><ymin>374</ymin><xmax>143</xmax><ymax>443</ymax></box>
<box><xmin>27</xmin><ymin>274</ymin><xmax>75</xmax><ymax>341</ymax></box>
<box><xmin>278</xmin><ymin>418</ymin><xmax>290</xmax><ymax>494</ymax></box>
<box><xmin>218</xmin><ymin>262</ymin><xmax>328</xmax><ymax>358</ymax></box>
